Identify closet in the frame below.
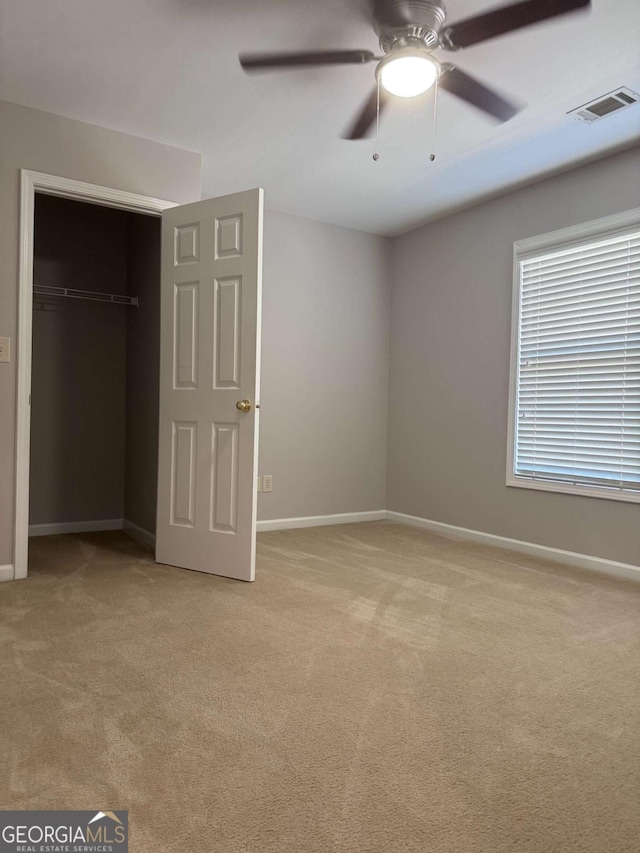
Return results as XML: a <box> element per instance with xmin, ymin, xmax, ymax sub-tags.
<box><xmin>29</xmin><ymin>194</ymin><xmax>161</xmax><ymax>552</ymax></box>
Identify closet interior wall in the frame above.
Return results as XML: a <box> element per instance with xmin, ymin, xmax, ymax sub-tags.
<box><xmin>29</xmin><ymin>194</ymin><xmax>161</xmax><ymax>542</ymax></box>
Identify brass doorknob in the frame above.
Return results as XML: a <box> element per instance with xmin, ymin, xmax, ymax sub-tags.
<box><xmin>236</xmin><ymin>399</ymin><xmax>252</xmax><ymax>413</ymax></box>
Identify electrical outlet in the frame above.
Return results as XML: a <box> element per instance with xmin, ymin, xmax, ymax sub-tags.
<box><xmin>0</xmin><ymin>337</ymin><xmax>10</xmax><ymax>363</ymax></box>
<box><xmin>263</xmin><ymin>474</ymin><xmax>273</xmax><ymax>493</ymax></box>
<box><xmin>257</xmin><ymin>476</ymin><xmax>262</xmax><ymax>493</ymax></box>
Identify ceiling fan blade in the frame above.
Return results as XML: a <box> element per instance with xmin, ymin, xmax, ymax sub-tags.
<box><xmin>344</xmin><ymin>87</ymin><xmax>389</xmax><ymax>140</ymax></box>
<box><xmin>439</xmin><ymin>66</ymin><xmax>519</xmax><ymax>122</ymax></box>
<box><xmin>441</xmin><ymin>0</ymin><xmax>590</xmax><ymax>50</ymax></box>
<box><xmin>240</xmin><ymin>50</ymin><xmax>376</xmax><ymax>71</ymax></box>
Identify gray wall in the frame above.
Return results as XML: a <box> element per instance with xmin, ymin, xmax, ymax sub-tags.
<box><xmin>30</xmin><ymin>196</ymin><xmax>129</xmax><ymax>525</ymax></box>
<box><xmin>5</xmin><ymin>99</ymin><xmax>636</xmax><ymax>565</ymax></box>
<box><xmin>125</xmin><ymin>214</ymin><xmax>161</xmax><ymax>535</ymax></box>
<box><xmin>0</xmin><ymin>100</ymin><xmax>201</xmax><ymax>566</ymax></box>
<box><xmin>387</xmin><ymin>145</ymin><xmax>640</xmax><ymax>566</ymax></box>
<box><xmin>31</xmin><ymin>205</ymin><xmax>388</xmax><ymax>532</ymax></box>
<box><xmin>258</xmin><ymin>211</ymin><xmax>391</xmax><ymax>520</ymax></box>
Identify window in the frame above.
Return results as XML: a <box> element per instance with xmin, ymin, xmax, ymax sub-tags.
<box><xmin>508</xmin><ymin>209</ymin><xmax>640</xmax><ymax>503</ymax></box>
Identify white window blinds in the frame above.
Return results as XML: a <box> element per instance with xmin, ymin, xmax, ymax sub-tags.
<box><xmin>513</xmin><ymin>227</ymin><xmax>640</xmax><ymax>496</ymax></box>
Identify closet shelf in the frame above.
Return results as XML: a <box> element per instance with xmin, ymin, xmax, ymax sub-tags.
<box><xmin>33</xmin><ymin>285</ymin><xmax>139</xmax><ymax>307</ymax></box>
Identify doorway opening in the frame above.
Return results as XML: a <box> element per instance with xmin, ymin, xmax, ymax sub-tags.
<box><xmin>28</xmin><ymin>194</ymin><xmax>161</xmax><ymax>567</ymax></box>
<box><xmin>15</xmin><ymin>170</ymin><xmax>176</xmax><ymax>580</ymax></box>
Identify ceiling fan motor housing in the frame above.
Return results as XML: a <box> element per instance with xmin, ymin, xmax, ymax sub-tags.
<box><xmin>374</xmin><ymin>0</ymin><xmax>447</xmax><ymax>53</ymax></box>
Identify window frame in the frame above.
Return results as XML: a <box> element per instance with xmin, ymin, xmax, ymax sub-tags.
<box><xmin>507</xmin><ymin>207</ymin><xmax>640</xmax><ymax>504</ymax></box>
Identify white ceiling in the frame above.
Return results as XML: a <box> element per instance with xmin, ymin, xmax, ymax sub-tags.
<box><xmin>1</xmin><ymin>0</ymin><xmax>639</xmax><ymax>235</ymax></box>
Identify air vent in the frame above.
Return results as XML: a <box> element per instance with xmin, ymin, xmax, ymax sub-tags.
<box><xmin>569</xmin><ymin>87</ymin><xmax>639</xmax><ymax>123</ymax></box>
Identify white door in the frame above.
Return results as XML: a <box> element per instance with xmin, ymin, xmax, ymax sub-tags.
<box><xmin>156</xmin><ymin>189</ymin><xmax>263</xmax><ymax>581</ymax></box>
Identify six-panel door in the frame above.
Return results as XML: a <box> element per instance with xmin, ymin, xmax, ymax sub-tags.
<box><xmin>156</xmin><ymin>189</ymin><xmax>263</xmax><ymax>581</ymax></box>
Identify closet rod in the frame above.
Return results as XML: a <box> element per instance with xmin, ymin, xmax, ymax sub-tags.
<box><xmin>33</xmin><ymin>284</ymin><xmax>139</xmax><ymax>307</ymax></box>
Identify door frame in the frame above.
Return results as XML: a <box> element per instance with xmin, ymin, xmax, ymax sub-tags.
<box><xmin>14</xmin><ymin>169</ymin><xmax>178</xmax><ymax>580</ymax></box>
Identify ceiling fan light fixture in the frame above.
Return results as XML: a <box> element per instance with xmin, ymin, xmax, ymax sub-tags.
<box><xmin>378</xmin><ymin>51</ymin><xmax>438</xmax><ymax>98</ymax></box>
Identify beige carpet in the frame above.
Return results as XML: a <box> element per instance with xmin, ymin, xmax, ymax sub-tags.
<box><xmin>1</xmin><ymin>523</ymin><xmax>639</xmax><ymax>852</ymax></box>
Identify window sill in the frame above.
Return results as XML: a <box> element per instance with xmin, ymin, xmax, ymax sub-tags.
<box><xmin>506</xmin><ymin>476</ymin><xmax>640</xmax><ymax>504</ymax></box>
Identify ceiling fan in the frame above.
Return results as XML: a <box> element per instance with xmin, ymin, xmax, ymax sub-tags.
<box><xmin>239</xmin><ymin>0</ymin><xmax>591</xmax><ymax>139</ymax></box>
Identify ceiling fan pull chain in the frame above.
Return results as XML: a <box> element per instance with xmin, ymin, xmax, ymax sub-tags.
<box><xmin>429</xmin><ymin>76</ymin><xmax>439</xmax><ymax>162</ymax></box>
<box><xmin>373</xmin><ymin>76</ymin><xmax>381</xmax><ymax>162</ymax></box>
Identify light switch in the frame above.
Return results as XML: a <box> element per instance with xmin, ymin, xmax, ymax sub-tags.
<box><xmin>0</xmin><ymin>337</ymin><xmax>10</xmax><ymax>363</ymax></box>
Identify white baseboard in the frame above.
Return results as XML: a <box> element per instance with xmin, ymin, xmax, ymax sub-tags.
<box><xmin>28</xmin><ymin>519</ymin><xmax>124</xmax><ymax>537</ymax></box>
<box><xmin>0</xmin><ymin>564</ymin><xmax>14</xmax><ymax>582</ymax></box>
<box><xmin>20</xmin><ymin>509</ymin><xmax>638</xmax><ymax>584</ymax></box>
<box><xmin>386</xmin><ymin>511</ymin><xmax>640</xmax><ymax>582</ymax></box>
<box><xmin>257</xmin><ymin>510</ymin><xmax>386</xmax><ymax>532</ymax></box>
<box><xmin>122</xmin><ymin>519</ymin><xmax>156</xmax><ymax>550</ymax></box>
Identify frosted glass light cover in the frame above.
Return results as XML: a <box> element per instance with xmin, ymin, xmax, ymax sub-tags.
<box><xmin>379</xmin><ymin>55</ymin><xmax>437</xmax><ymax>98</ymax></box>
